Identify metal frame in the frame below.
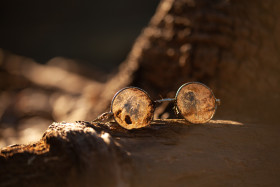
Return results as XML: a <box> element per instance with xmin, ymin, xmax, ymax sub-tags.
<box><xmin>110</xmin><ymin>87</ymin><xmax>155</xmax><ymax>127</ymax></box>
<box><xmin>95</xmin><ymin>82</ymin><xmax>220</xmax><ymax>128</ymax></box>
<box><xmin>174</xmin><ymin>82</ymin><xmax>219</xmax><ymax>124</ymax></box>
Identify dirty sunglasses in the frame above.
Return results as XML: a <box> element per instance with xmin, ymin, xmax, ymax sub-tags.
<box><xmin>93</xmin><ymin>82</ymin><xmax>220</xmax><ymax>130</ymax></box>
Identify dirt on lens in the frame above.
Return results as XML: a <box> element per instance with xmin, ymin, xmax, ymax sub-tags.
<box><xmin>111</xmin><ymin>87</ymin><xmax>154</xmax><ymax>129</ymax></box>
<box><xmin>176</xmin><ymin>83</ymin><xmax>216</xmax><ymax>124</ymax></box>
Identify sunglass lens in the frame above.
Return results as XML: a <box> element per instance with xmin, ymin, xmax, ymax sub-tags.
<box><xmin>111</xmin><ymin>87</ymin><xmax>154</xmax><ymax>129</ymax></box>
<box><xmin>175</xmin><ymin>83</ymin><xmax>217</xmax><ymax>124</ymax></box>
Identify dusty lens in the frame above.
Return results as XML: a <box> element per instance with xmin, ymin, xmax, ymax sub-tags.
<box><xmin>175</xmin><ymin>82</ymin><xmax>217</xmax><ymax>124</ymax></box>
<box><xmin>111</xmin><ymin>87</ymin><xmax>154</xmax><ymax>129</ymax></box>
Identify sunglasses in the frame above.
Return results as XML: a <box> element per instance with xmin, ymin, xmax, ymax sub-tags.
<box><xmin>93</xmin><ymin>82</ymin><xmax>220</xmax><ymax>129</ymax></box>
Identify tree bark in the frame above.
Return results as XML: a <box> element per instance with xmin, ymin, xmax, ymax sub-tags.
<box><xmin>90</xmin><ymin>0</ymin><xmax>280</xmax><ymax>123</ymax></box>
<box><xmin>0</xmin><ymin>121</ymin><xmax>132</xmax><ymax>187</ymax></box>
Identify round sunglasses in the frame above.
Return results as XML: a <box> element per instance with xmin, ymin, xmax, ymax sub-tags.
<box><xmin>93</xmin><ymin>82</ymin><xmax>220</xmax><ymax>129</ymax></box>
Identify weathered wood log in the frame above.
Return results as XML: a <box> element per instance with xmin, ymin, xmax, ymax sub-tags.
<box><xmin>0</xmin><ymin>121</ymin><xmax>132</xmax><ymax>187</ymax></box>
<box><xmin>1</xmin><ymin>119</ymin><xmax>280</xmax><ymax>186</ymax></box>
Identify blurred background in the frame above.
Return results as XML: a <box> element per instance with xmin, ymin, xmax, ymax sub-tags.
<box><xmin>0</xmin><ymin>0</ymin><xmax>159</xmax><ymax>70</ymax></box>
<box><xmin>0</xmin><ymin>0</ymin><xmax>160</xmax><ymax>147</ymax></box>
